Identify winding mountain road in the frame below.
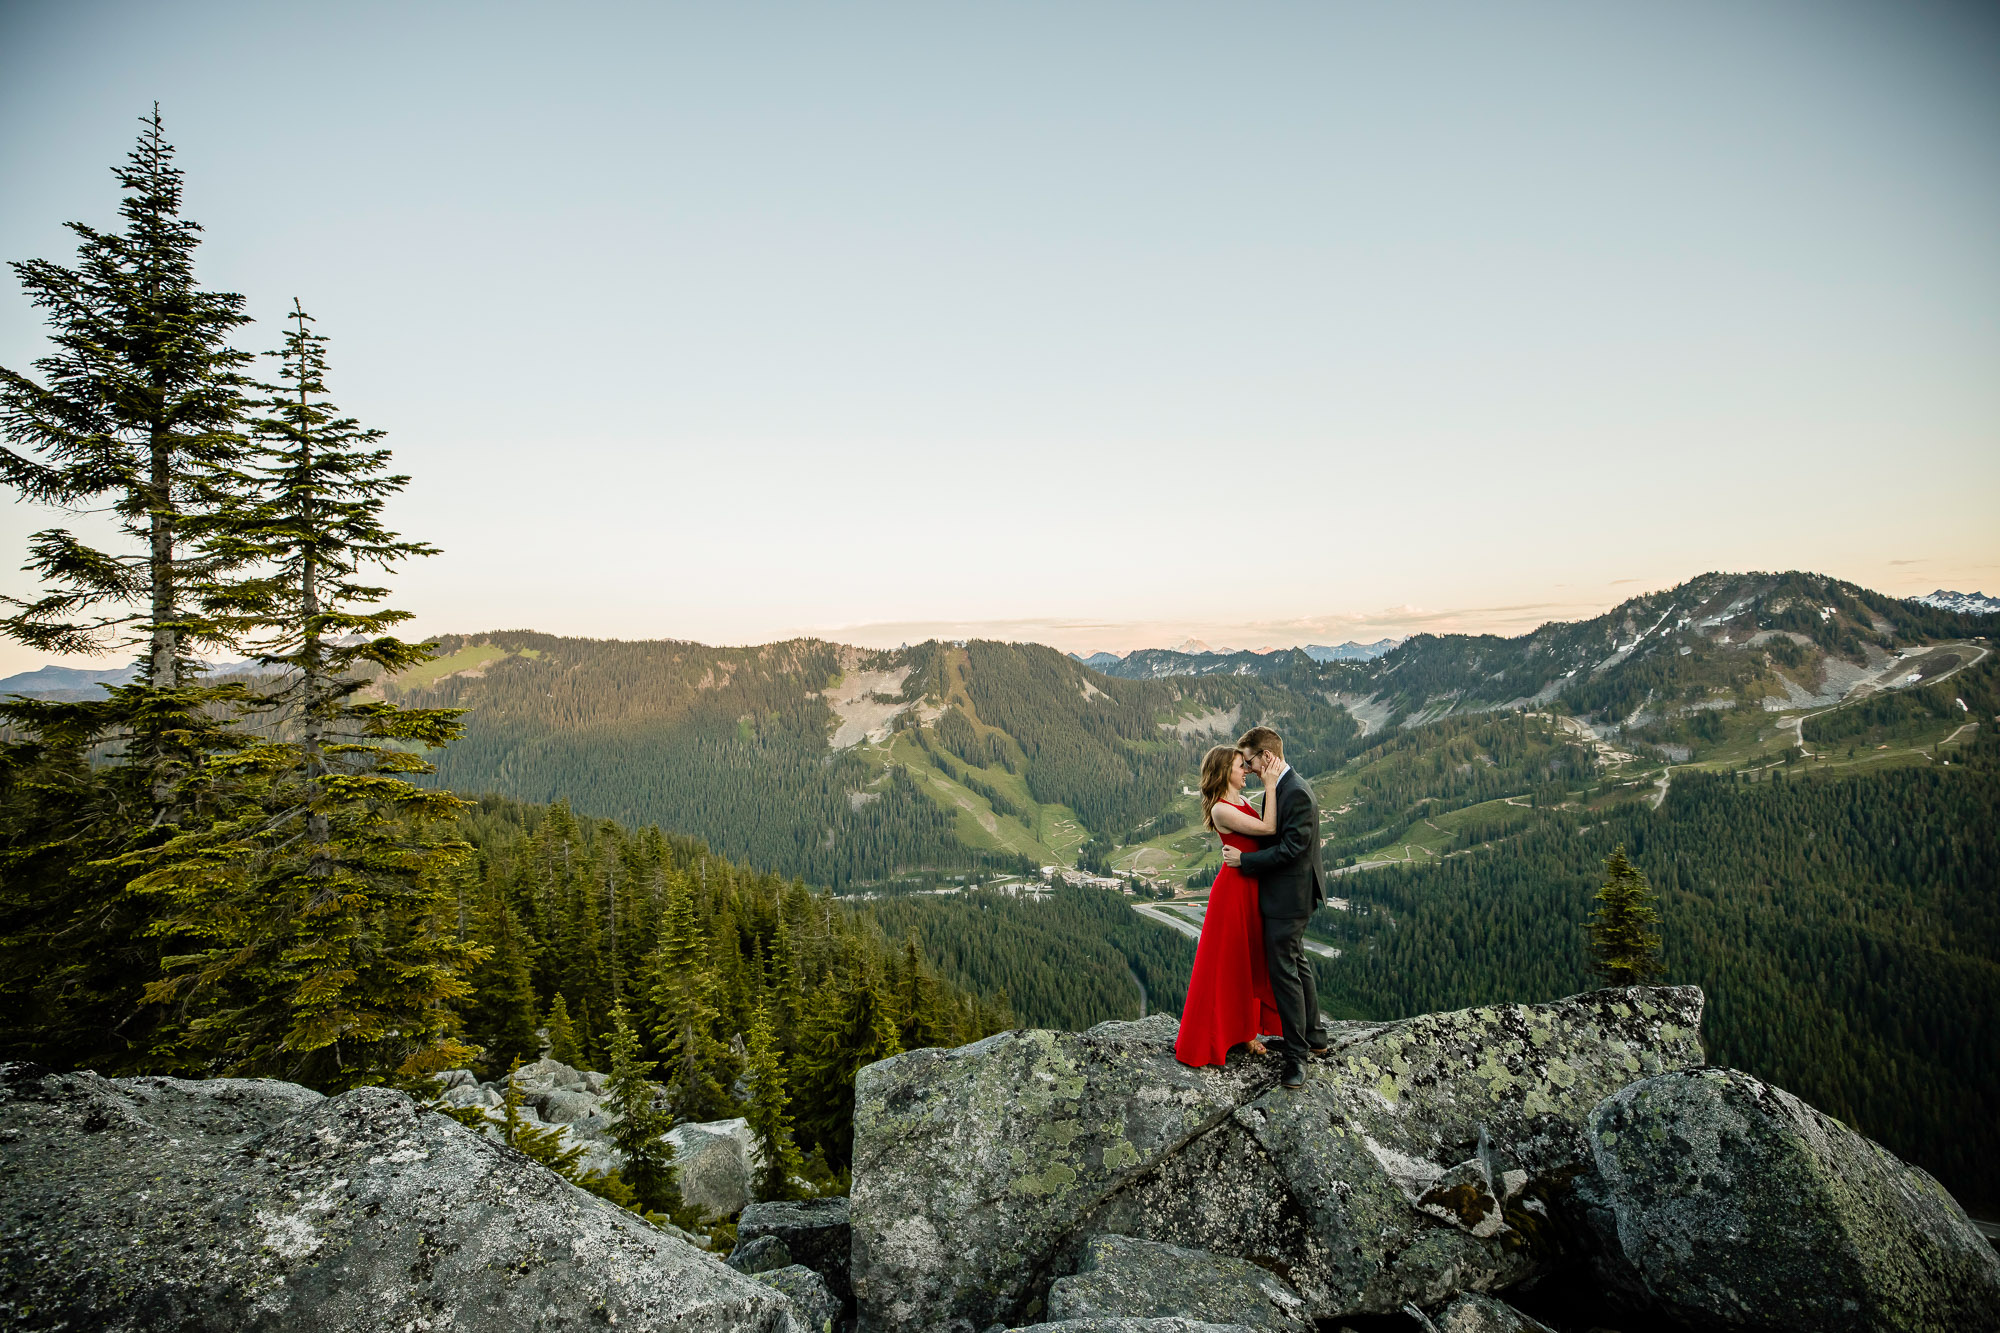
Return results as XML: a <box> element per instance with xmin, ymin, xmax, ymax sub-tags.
<box><xmin>1133</xmin><ymin>900</ymin><xmax>1340</xmax><ymax>959</ymax></box>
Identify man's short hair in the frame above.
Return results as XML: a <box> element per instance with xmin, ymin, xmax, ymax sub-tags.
<box><xmin>1237</xmin><ymin>725</ymin><xmax>1284</xmax><ymax>759</ymax></box>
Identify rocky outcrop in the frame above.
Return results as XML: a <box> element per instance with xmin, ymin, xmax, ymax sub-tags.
<box><xmin>739</xmin><ymin>1197</ymin><xmax>855</xmax><ymax>1308</ymax></box>
<box><xmin>0</xmin><ymin>1063</ymin><xmax>805</xmax><ymax>1332</ymax></box>
<box><xmin>1582</xmin><ymin>1067</ymin><xmax>2000</xmax><ymax>1332</ymax></box>
<box><xmin>1433</xmin><ymin>1292</ymin><xmax>1555</xmax><ymax>1333</ymax></box>
<box><xmin>850</xmin><ymin>986</ymin><xmax>1705</xmax><ymax>1330</ymax></box>
<box><xmin>18</xmin><ymin>984</ymin><xmax>1987</xmax><ymax>1333</ymax></box>
<box><xmin>1045</xmin><ymin>1235</ymin><xmax>1307</xmax><ymax>1330</ymax></box>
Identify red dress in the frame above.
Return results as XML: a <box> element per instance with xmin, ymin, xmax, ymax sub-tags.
<box><xmin>1175</xmin><ymin>800</ymin><xmax>1282</xmax><ymax>1067</ymax></box>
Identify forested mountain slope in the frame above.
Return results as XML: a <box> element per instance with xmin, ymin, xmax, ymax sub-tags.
<box><xmin>376</xmin><ymin>571</ymin><xmax>1988</xmax><ymax>887</ymax></box>
<box><xmin>392</xmin><ymin>634</ymin><xmax>1356</xmax><ymax>885</ymax></box>
<box><xmin>1305</xmin><ymin>741</ymin><xmax>2000</xmax><ymax>1215</ymax></box>
<box><xmin>867</xmin><ymin>884</ymin><xmax>1194</xmax><ymax>1031</ymax></box>
<box><xmin>450</xmin><ymin>796</ymin><xmax>1010</xmax><ymax>1175</ymax></box>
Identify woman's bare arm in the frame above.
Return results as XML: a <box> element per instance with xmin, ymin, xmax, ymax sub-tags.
<box><xmin>1211</xmin><ymin>798</ymin><xmax>1277</xmax><ymax>837</ymax></box>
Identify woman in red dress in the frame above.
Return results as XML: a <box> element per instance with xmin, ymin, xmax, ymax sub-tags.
<box><xmin>1175</xmin><ymin>744</ymin><xmax>1282</xmax><ymax>1067</ymax></box>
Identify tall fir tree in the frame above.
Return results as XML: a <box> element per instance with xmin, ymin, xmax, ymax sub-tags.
<box><xmin>893</xmin><ymin>932</ymin><xmax>951</xmax><ymax>1051</ymax></box>
<box><xmin>1585</xmin><ymin>844</ymin><xmax>1665</xmax><ymax>985</ymax></box>
<box><xmin>0</xmin><ymin>107</ymin><xmax>257</xmax><ymax>804</ymax></box>
<box><xmin>199</xmin><ymin>299</ymin><xmax>451</xmax><ymax>812</ymax></box>
<box><xmin>0</xmin><ymin>109</ymin><xmax>261</xmax><ymax>1070</ymax></box>
<box><xmin>648</xmin><ymin>874</ymin><xmax>737</xmax><ymax>1121</ymax></box>
<box><xmin>792</xmin><ymin>954</ymin><xmax>901</xmax><ymax>1170</ymax></box>
<box><xmin>109</xmin><ymin>303</ymin><xmax>481</xmax><ymax>1089</ymax></box>
<box><xmin>545</xmin><ymin>992</ymin><xmax>582</xmax><ymax>1065</ymax></box>
<box><xmin>603</xmin><ymin>1001</ymin><xmax>688</xmax><ymax>1222</ymax></box>
<box><xmin>456</xmin><ymin>875</ymin><xmax>542</xmax><ymax>1074</ymax></box>
<box><xmin>743</xmin><ymin>995</ymin><xmax>804</xmax><ymax>1201</ymax></box>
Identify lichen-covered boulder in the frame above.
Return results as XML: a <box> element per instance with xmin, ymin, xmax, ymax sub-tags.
<box><xmin>1433</xmin><ymin>1291</ymin><xmax>1555</xmax><ymax>1332</ymax></box>
<box><xmin>669</xmin><ymin>1115</ymin><xmax>762</xmax><ymax>1220</ymax></box>
<box><xmin>741</xmin><ymin>1197</ymin><xmax>854</xmax><ymax>1307</ymax></box>
<box><xmin>0</xmin><ymin>1063</ymin><xmax>804</xmax><ymax>1332</ymax></box>
<box><xmin>1046</xmin><ymin>1235</ymin><xmax>1307</xmax><ymax>1330</ymax></box>
<box><xmin>851</xmin><ymin>988</ymin><xmax>1704</xmax><ymax>1331</ymax></box>
<box><xmin>754</xmin><ymin>1264</ymin><xmax>843</xmax><ymax>1333</ymax></box>
<box><xmin>1582</xmin><ymin>1067</ymin><xmax>2000</xmax><ymax>1332</ymax></box>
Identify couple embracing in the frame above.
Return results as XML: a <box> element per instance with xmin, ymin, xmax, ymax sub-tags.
<box><xmin>1174</xmin><ymin>726</ymin><xmax>1329</xmax><ymax>1089</ymax></box>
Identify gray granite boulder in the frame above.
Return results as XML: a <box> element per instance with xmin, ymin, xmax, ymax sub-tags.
<box><xmin>1582</xmin><ymin>1067</ymin><xmax>2000</xmax><ymax>1332</ymax></box>
<box><xmin>513</xmin><ymin>1056</ymin><xmax>590</xmax><ymax>1091</ymax></box>
<box><xmin>741</xmin><ymin>1197</ymin><xmax>854</xmax><ymax>1307</ymax></box>
<box><xmin>732</xmin><ymin>1232</ymin><xmax>798</xmax><ymax>1274</ymax></box>
<box><xmin>754</xmin><ymin>1264</ymin><xmax>843</xmax><ymax>1333</ymax></box>
<box><xmin>851</xmin><ymin>986</ymin><xmax>1705</xmax><ymax>1330</ymax></box>
<box><xmin>0</xmin><ymin>1063</ymin><xmax>805</xmax><ymax>1332</ymax></box>
<box><xmin>1433</xmin><ymin>1291</ymin><xmax>1555</xmax><ymax>1332</ymax></box>
<box><xmin>669</xmin><ymin>1115</ymin><xmax>763</xmax><ymax>1220</ymax></box>
<box><xmin>1046</xmin><ymin>1235</ymin><xmax>1307</xmax><ymax>1330</ymax></box>
<box><xmin>529</xmin><ymin>1084</ymin><xmax>604</xmax><ymax>1125</ymax></box>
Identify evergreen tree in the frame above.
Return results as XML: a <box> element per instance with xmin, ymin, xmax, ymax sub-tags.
<box><xmin>0</xmin><ymin>107</ymin><xmax>256</xmax><ymax>807</ymax></box>
<box><xmin>456</xmin><ymin>877</ymin><xmax>541</xmax><ymax>1074</ymax></box>
<box><xmin>792</xmin><ymin>956</ymin><xmax>901</xmax><ymax>1170</ymax></box>
<box><xmin>1585</xmin><ymin>845</ymin><xmax>1664</xmax><ymax>985</ymax></box>
<box><xmin>893</xmin><ymin>932</ymin><xmax>951</xmax><ymax>1051</ymax></box>
<box><xmin>648</xmin><ymin>875</ymin><xmax>737</xmax><ymax>1121</ymax></box>
<box><xmin>743</xmin><ymin>996</ymin><xmax>804</xmax><ymax>1200</ymax></box>
<box><xmin>604</xmin><ymin>1001</ymin><xmax>688</xmax><ymax>1221</ymax></box>
<box><xmin>0</xmin><ymin>110</ymin><xmax>264</xmax><ymax>1069</ymax></box>
<box><xmin>106</xmin><ymin>304</ymin><xmax>481</xmax><ymax>1089</ymax></box>
<box><xmin>198</xmin><ymin>299</ymin><xmax>452</xmax><ymax>818</ymax></box>
<box><xmin>545</xmin><ymin>992</ymin><xmax>582</xmax><ymax>1065</ymax></box>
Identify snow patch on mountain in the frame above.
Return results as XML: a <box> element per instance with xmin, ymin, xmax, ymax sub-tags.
<box><xmin>1915</xmin><ymin>590</ymin><xmax>2000</xmax><ymax>616</ymax></box>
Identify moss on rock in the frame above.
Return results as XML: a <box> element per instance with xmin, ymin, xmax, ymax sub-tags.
<box><xmin>1583</xmin><ymin>1067</ymin><xmax>2000</xmax><ymax>1332</ymax></box>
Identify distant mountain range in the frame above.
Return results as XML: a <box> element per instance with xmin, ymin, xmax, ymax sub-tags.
<box><xmin>1303</xmin><ymin>638</ymin><xmax>1403</xmax><ymax>662</ymax></box>
<box><xmin>1915</xmin><ymin>589</ymin><xmax>2000</xmax><ymax>616</ymax></box>
<box><xmin>4</xmin><ymin>571</ymin><xmax>1989</xmax><ymax>879</ymax></box>
<box><xmin>0</xmin><ymin>664</ymin><xmax>145</xmax><ymax>699</ymax></box>
<box><xmin>1069</xmin><ymin>637</ymin><xmax>1399</xmax><ymax>671</ymax></box>
<box><xmin>0</xmin><ymin>658</ymin><xmax>281</xmax><ymax>701</ymax></box>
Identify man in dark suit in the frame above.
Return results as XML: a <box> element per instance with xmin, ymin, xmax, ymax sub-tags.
<box><xmin>1221</xmin><ymin>725</ymin><xmax>1329</xmax><ymax>1088</ymax></box>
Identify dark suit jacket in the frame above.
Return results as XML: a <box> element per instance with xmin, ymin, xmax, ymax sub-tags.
<box><xmin>1237</xmin><ymin>767</ymin><xmax>1326</xmax><ymax>920</ymax></box>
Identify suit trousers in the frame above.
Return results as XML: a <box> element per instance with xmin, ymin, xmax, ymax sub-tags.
<box><xmin>1261</xmin><ymin>912</ymin><xmax>1327</xmax><ymax>1064</ymax></box>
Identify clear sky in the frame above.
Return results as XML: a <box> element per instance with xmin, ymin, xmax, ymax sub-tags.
<box><xmin>2</xmin><ymin>1</ymin><xmax>1996</xmax><ymax>672</ymax></box>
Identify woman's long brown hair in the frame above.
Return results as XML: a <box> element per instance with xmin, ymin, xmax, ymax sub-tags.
<box><xmin>1199</xmin><ymin>744</ymin><xmax>1239</xmax><ymax>832</ymax></box>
